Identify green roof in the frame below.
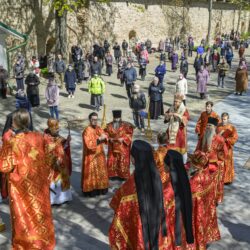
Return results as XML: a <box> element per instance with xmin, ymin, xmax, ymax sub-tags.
<box><xmin>0</xmin><ymin>21</ymin><xmax>27</xmax><ymax>40</ymax></box>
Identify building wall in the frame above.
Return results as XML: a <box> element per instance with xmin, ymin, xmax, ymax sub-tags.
<box><xmin>0</xmin><ymin>34</ymin><xmax>7</xmax><ymax>69</ymax></box>
<box><xmin>0</xmin><ymin>1</ymin><xmax>249</xmax><ymax>65</ymax></box>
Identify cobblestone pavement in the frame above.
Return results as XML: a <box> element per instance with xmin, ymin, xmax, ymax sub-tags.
<box><xmin>0</xmin><ymin>49</ymin><xmax>249</xmax><ymax>250</ymax></box>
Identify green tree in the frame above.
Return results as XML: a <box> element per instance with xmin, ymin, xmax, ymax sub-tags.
<box><xmin>44</xmin><ymin>0</ymin><xmax>109</xmax><ymax>59</ymax></box>
<box><xmin>230</xmin><ymin>0</ymin><xmax>250</xmax><ymax>33</ymax></box>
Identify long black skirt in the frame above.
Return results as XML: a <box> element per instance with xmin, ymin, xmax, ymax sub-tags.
<box><xmin>149</xmin><ymin>100</ymin><xmax>164</xmax><ymax>120</ymax></box>
<box><xmin>28</xmin><ymin>94</ymin><xmax>40</xmax><ymax>107</ymax></box>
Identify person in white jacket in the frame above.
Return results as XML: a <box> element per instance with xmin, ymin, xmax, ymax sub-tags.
<box><xmin>175</xmin><ymin>73</ymin><xmax>188</xmax><ymax>106</ymax></box>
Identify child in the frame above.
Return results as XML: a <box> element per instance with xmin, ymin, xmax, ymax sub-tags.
<box><xmin>45</xmin><ymin>74</ymin><xmax>60</xmax><ymax>120</ymax></box>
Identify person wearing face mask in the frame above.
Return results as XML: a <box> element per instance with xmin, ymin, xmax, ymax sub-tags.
<box><xmin>175</xmin><ymin>73</ymin><xmax>188</xmax><ymax>106</ymax></box>
<box><xmin>44</xmin><ymin>118</ymin><xmax>72</xmax><ymax>205</ymax></box>
<box><xmin>195</xmin><ymin>101</ymin><xmax>220</xmax><ymax>149</ymax></box>
<box><xmin>216</xmin><ymin>112</ymin><xmax>238</xmax><ymax>184</ymax></box>
<box><xmin>81</xmin><ymin>112</ymin><xmax>109</xmax><ymax>197</ymax></box>
<box><xmin>64</xmin><ymin>64</ymin><xmax>77</xmax><ymax>98</ymax></box>
<box><xmin>105</xmin><ymin>110</ymin><xmax>134</xmax><ymax>180</ymax></box>
<box><xmin>196</xmin><ymin>65</ymin><xmax>209</xmax><ymax>99</ymax></box>
<box><xmin>109</xmin><ymin>140</ymin><xmax>168</xmax><ymax>249</ymax></box>
<box><xmin>235</xmin><ymin>63</ymin><xmax>248</xmax><ymax>96</ymax></box>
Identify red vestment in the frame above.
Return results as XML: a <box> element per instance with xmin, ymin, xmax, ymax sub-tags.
<box><xmin>81</xmin><ymin>125</ymin><xmax>109</xmax><ymax>192</ymax></box>
<box><xmin>109</xmin><ymin>173</ymin><xmax>196</xmax><ymax>250</ymax></box>
<box><xmin>109</xmin><ymin>175</ymin><xmax>170</xmax><ymax>249</ymax></box>
<box><xmin>0</xmin><ymin>132</ymin><xmax>55</xmax><ymax>250</ymax></box>
<box><xmin>153</xmin><ymin>146</ymin><xmax>169</xmax><ymax>183</ymax></box>
<box><xmin>216</xmin><ymin>123</ymin><xmax>238</xmax><ymax>184</ymax></box>
<box><xmin>165</xmin><ymin>107</ymin><xmax>190</xmax><ymax>154</ymax></box>
<box><xmin>195</xmin><ymin>111</ymin><xmax>220</xmax><ymax>150</ymax></box>
<box><xmin>0</xmin><ymin>129</ymin><xmax>13</xmax><ymax>199</ymax></box>
<box><xmin>195</xmin><ymin>134</ymin><xmax>227</xmax><ymax>203</ymax></box>
<box><xmin>105</xmin><ymin>122</ymin><xmax>133</xmax><ymax>179</ymax></box>
<box><xmin>189</xmin><ymin>167</ymin><xmax>221</xmax><ymax>249</ymax></box>
<box><xmin>44</xmin><ymin>132</ymin><xmax>72</xmax><ymax>191</ymax></box>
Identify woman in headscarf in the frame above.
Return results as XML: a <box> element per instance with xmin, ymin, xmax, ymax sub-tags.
<box><xmin>109</xmin><ymin>140</ymin><xmax>167</xmax><ymax>249</ymax></box>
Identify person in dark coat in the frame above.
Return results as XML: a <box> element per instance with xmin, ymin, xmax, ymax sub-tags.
<box><xmin>155</xmin><ymin>61</ymin><xmax>167</xmax><ymax>85</ymax></box>
<box><xmin>171</xmin><ymin>51</ymin><xmax>178</xmax><ymax>72</ymax></box>
<box><xmin>74</xmin><ymin>55</ymin><xmax>85</xmax><ymax>84</ymax></box>
<box><xmin>193</xmin><ymin>54</ymin><xmax>204</xmax><ymax>76</ymax></box>
<box><xmin>25</xmin><ymin>72</ymin><xmax>40</xmax><ymax>107</ymax></box>
<box><xmin>148</xmin><ymin>77</ymin><xmax>165</xmax><ymax>120</ymax></box>
<box><xmin>113</xmin><ymin>42</ymin><xmax>121</xmax><ymax>64</ymax></box>
<box><xmin>2</xmin><ymin>90</ymin><xmax>33</xmax><ymax>136</ymax></box>
<box><xmin>90</xmin><ymin>57</ymin><xmax>102</xmax><ymax>76</ymax></box>
<box><xmin>13</xmin><ymin>59</ymin><xmax>25</xmax><ymax>90</ymax></box>
<box><xmin>71</xmin><ymin>44</ymin><xmax>83</xmax><ymax>63</ymax></box>
<box><xmin>188</xmin><ymin>37</ymin><xmax>194</xmax><ymax>57</ymax></box>
<box><xmin>130</xmin><ymin>84</ymin><xmax>147</xmax><ymax>132</ymax></box>
<box><xmin>105</xmin><ymin>51</ymin><xmax>113</xmax><ymax>76</ymax></box>
<box><xmin>123</xmin><ymin>62</ymin><xmax>137</xmax><ymax>99</ymax></box>
<box><xmin>122</xmin><ymin>40</ymin><xmax>129</xmax><ymax>57</ymax></box>
<box><xmin>117</xmin><ymin>57</ymin><xmax>127</xmax><ymax>86</ymax></box>
<box><xmin>225</xmin><ymin>46</ymin><xmax>234</xmax><ymax>68</ymax></box>
<box><xmin>64</xmin><ymin>65</ymin><xmax>77</xmax><ymax>98</ymax></box>
<box><xmin>103</xmin><ymin>40</ymin><xmax>110</xmax><ymax>54</ymax></box>
<box><xmin>180</xmin><ymin>56</ymin><xmax>189</xmax><ymax>78</ymax></box>
<box><xmin>0</xmin><ymin>65</ymin><xmax>8</xmax><ymax>99</ymax></box>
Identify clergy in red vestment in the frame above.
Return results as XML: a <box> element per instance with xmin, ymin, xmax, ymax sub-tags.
<box><xmin>105</xmin><ymin>110</ymin><xmax>134</xmax><ymax>179</ymax></box>
<box><xmin>109</xmin><ymin>140</ymin><xmax>167</xmax><ymax>249</ymax></box>
<box><xmin>195</xmin><ymin>101</ymin><xmax>220</xmax><ymax>150</ymax></box>
<box><xmin>44</xmin><ymin>118</ymin><xmax>72</xmax><ymax>205</ymax></box>
<box><xmin>195</xmin><ymin>117</ymin><xmax>228</xmax><ymax>203</ymax></box>
<box><xmin>81</xmin><ymin>112</ymin><xmax>109</xmax><ymax>197</ymax></box>
<box><xmin>153</xmin><ymin>132</ymin><xmax>169</xmax><ymax>183</ymax></box>
<box><xmin>164</xmin><ymin>94</ymin><xmax>190</xmax><ymax>157</ymax></box>
<box><xmin>216</xmin><ymin>112</ymin><xmax>238</xmax><ymax>184</ymax></box>
<box><xmin>0</xmin><ymin>109</ymin><xmax>55</xmax><ymax>249</ymax></box>
<box><xmin>188</xmin><ymin>150</ymin><xmax>221</xmax><ymax>249</ymax></box>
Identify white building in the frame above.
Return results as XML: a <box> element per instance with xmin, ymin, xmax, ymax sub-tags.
<box><xmin>0</xmin><ymin>21</ymin><xmax>27</xmax><ymax>71</ymax></box>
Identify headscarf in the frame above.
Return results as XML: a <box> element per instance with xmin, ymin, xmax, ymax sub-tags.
<box><xmin>132</xmin><ymin>140</ymin><xmax>167</xmax><ymax>250</ymax></box>
<box><xmin>164</xmin><ymin>150</ymin><xmax>194</xmax><ymax>245</ymax></box>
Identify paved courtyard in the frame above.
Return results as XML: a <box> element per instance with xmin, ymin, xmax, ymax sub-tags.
<box><xmin>0</xmin><ymin>49</ymin><xmax>250</xmax><ymax>249</ymax></box>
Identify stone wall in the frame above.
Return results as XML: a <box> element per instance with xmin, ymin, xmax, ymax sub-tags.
<box><xmin>75</xmin><ymin>1</ymin><xmax>250</xmax><ymax>49</ymax></box>
<box><xmin>0</xmin><ymin>0</ymin><xmax>249</xmax><ymax>66</ymax></box>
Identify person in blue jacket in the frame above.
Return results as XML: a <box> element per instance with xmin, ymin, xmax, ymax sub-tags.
<box><xmin>64</xmin><ymin>64</ymin><xmax>77</xmax><ymax>98</ymax></box>
<box><xmin>197</xmin><ymin>44</ymin><xmax>204</xmax><ymax>55</ymax></box>
<box><xmin>155</xmin><ymin>60</ymin><xmax>167</xmax><ymax>85</ymax></box>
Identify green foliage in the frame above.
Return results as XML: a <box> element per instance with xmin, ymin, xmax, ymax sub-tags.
<box><xmin>44</xmin><ymin>0</ymin><xmax>110</xmax><ymax>16</ymax></box>
<box><xmin>241</xmin><ymin>31</ymin><xmax>250</xmax><ymax>40</ymax></box>
<box><xmin>230</xmin><ymin>0</ymin><xmax>250</xmax><ymax>10</ymax></box>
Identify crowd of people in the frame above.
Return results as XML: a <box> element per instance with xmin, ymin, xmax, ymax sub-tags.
<box><xmin>0</xmin><ymin>31</ymin><xmax>246</xmax><ymax>249</ymax></box>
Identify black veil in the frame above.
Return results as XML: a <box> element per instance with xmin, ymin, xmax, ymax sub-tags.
<box><xmin>131</xmin><ymin>140</ymin><xmax>167</xmax><ymax>250</ymax></box>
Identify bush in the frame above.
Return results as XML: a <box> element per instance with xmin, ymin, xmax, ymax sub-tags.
<box><xmin>40</xmin><ymin>67</ymin><xmax>49</xmax><ymax>77</ymax></box>
<box><xmin>241</xmin><ymin>32</ymin><xmax>250</xmax><ymax>40</ymax></box>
